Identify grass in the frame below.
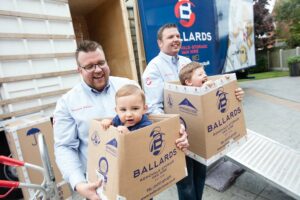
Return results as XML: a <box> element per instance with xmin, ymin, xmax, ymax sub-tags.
<box><xmin>238</xmin><ymin>71</ymin><xmax>289</xmax><ymax>82</ymax></box>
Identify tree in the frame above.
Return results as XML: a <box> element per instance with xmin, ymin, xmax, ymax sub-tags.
<box><xmin>253</xmin><ymin>0</ymin><xmax>275</xmax><ymax>50</ymax></box>
<box><xmin>274</xmin><ymin>0</ymin><xmax>300</xmax><ymax>48</ymax></box>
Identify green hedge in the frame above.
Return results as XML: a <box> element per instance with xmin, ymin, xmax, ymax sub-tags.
<box><xmin>287</xmin><ymin>56</ymin><xmax>300</xmax><ymax>65</ymax></box>
<box><xmin>248</xmin><ymin>51</ymin><xmax>268</xmax><ymax>73</ymax></box>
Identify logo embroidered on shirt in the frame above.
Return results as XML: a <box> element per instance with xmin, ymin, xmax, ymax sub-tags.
<box><xmin>146</xmin><ymin>77</ymin><xmax>152</xmax><ymax>85</ymax></box>
<box><xmin>71</xmin><ymin>105</ymin><xmax>93</xmax><ymax>112</ymax></box>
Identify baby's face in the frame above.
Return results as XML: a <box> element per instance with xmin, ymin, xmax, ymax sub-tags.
<box><xmin>115</xmin><ymin>94</ymin><xmax>147</xmax><ymax>127</ymax></box>
<box><xmin>188</xmin><ymin>67</ymin><xmax>208</xmax><ymax>87</ymax></box>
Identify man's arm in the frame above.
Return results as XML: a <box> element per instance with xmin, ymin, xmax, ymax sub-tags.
<box><xmin>142</xmin><ymin>64</ymin><xmax>165</xmax><ymax>114</ymax></box>
<box><xmin>53</xmin><ymin>97</ymin><xmax>86</xmax><ymax>190</ymax></box>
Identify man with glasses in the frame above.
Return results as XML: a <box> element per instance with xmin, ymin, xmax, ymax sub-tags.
<box><xmin>53</xmin><ymin>40</ymin><xmax>136</xmax><ymax>200</ymax></box>
<box><xmin>53</xmin><ymin>40</ymin><xmax>189</xmax><ymax>200</ymax></box>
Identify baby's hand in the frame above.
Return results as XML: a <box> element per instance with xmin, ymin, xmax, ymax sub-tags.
<box><xmin>203</xmin><ymin>80</ymin><xmax>215</xmax><ymax>88</ymax></box>
<box><xmin>100</xmin><ymin>119</ymin><xmax>112</xmax><ymax>130</ymax></box>
<box><xmin>117</xmin><ymin>126</ymin><xmax>130</xmax><ymax>134</ymax></box>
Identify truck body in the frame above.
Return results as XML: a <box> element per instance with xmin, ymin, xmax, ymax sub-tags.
<box><xmin>137</xmin><ymin>0</ymin><xmax>256</xmax><ymax>75</ymax></box>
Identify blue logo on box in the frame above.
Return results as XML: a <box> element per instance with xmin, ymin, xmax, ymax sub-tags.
<box><xmin>105</xmin><ymin>138</ymin><xmax>118</xmax><ymax>157</ymax></box>
<box><xmin>106</xmin><ymin>138</ymin><xmax>117</xmax><ymax>148</ymax></box>
<box><xmin>179</xmin><ymin>98</ymin><xmax>198</xmax><ymax>115</ymax></box>
<box><xmin>91</xmin><ymin>131</ymin><xmax>100</xmax><ymax>145</ymax></box>
<box><xmin>216</xmin><ymin>87</ymin><xmax>229</xmax><ymax>113</ymax></box>
<box><xmin>98</xmin><ymin>157</ymin><xmax>108</xmax><ymax>183</ymax></box>
<box><xmin>27</xmin><ymin>127</ymin><xmax>40</xmax><ymax>146</ymax></box>
<box><xmin>149</xmin><ymin>127</ymin><xmax>165</xmax><ymax>156</ymax></box>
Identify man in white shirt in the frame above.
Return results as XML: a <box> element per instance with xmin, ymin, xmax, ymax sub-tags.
<box><xmin>54</xmin><ymin>40</ymin><xmax>189</xmax><ymax>200</ymax></box>
<box><xmin>143</xmin><ymin>23</ymin><xmax>244</xmax><ymax>200</ymax></box>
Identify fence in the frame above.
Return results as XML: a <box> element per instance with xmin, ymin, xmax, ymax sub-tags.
<box><xmin>268</xmin><ymin>47</ymin><xmax>300</xmax><ymax>71</ymax></box>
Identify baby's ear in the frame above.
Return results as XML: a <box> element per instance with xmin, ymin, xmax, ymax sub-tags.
<box><xmin>185</xmin><ymin>79</ymin><xmax>193</xmax><ymax>86</ymax></box>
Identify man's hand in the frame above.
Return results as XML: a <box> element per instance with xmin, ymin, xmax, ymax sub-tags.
<box><xmin>100</xmin><ymin>119</ymin><xmax>112</xmax><ymax>130</ymax></box>
<box><xmin>75</xmin><ymin>180</ymin><xmax>102</xmax><ymax>200</ymax></box>
<box><xmin>234</xmin><ymin>87</ymin><xmax>244</xmax><ymax>101</ymax></box>
<box><xmin>175</xmin><ymin>124</ymin><xmax>189</xmax><ymax>154</ymax></box>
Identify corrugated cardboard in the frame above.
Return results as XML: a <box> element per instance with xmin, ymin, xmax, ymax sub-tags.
<box><xmin>164</xmin><ymin>73</ymin><xmax>247</xmax><ymax>166</ymax></box>
<box><xmin>3</xmin><ymin>116</ymin><xmax>72</xmax><ymax>200</ymax></box>
<box><xmin>87</xmin><ymin>114</ymin><xmax>187</xmax><ymax>200</ymax></box>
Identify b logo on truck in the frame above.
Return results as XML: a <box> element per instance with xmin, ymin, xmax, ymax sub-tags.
<box><xmin>149</xmin><ymin>127</ymin><xmax>165</xmax><ymax>156</ymax></box>
<box><xmin>174</xmin><ymin>0</ymin><xmax>196</xmax><ymax>27</ymax></box>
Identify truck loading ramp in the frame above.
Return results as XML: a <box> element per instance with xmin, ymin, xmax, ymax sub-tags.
<box><xmin>226</xmin><ymin>129</ymin><xmax>300</xmax><ymax>199</ymax></box>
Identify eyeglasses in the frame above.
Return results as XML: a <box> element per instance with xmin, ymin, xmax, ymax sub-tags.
<box><xmin>81</xmin><ymin>61</ymin><xmax>106</xmax><ymax>72</ymax></box>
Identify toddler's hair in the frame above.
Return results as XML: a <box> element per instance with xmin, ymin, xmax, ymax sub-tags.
<box><xmin>115</xmin><ymin>84</ymin><xmax>145</xmax><ymax>104</ymax></box>
<box><xmin>179</xmin><ymin>62</ymin><xmax>204</xmax><ymax>85</ymax></box>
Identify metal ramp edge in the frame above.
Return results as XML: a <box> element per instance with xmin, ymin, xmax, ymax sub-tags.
<box><xmin>225</xmin><ymin>129</ymin><xmax>300</xmax><ymax>200</ymax></box>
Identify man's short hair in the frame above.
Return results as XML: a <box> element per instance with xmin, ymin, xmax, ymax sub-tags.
<box><xmin>157</xmin><ymin>23</ymin><xmax>178</xmax><ymax>41</ymax></box>
<box><xmin>179</xmin><ymin>62</ymin><xmax>204</xmax><ymax>85</ymax></box>
<box><xmin>115</xmin><ymin>84</ymin><xmax>145</xmax><ymax>104</ymax></box>
<box><xmin>75</xmin><ymin>40</ymin><xmax>103</xmax><ymax>66</ymax></box>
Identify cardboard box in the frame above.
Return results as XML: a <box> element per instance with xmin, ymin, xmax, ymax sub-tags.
<box><xmin>87</xmin><ymin>114</ymin><xmax>187</xmax><ymax>200</ymax></box>
<box><xmin>3</xmin><ymin>116</ymin><xmax>72</xmax><ymax>200</ymax></box>
<box><xmin>164</xmin><ymin>74</ymin><xmax>247</xmax><ymax>165</ymax></box>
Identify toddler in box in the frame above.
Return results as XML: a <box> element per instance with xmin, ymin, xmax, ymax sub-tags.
<box><xmin>100</xmin><ymin>84</ymin><xmax>152</xmax><ymax>133</ymax></box>
<box><xmin>179</xmin><ymin>61</ymin><xmax>244</xmax><ymax>101</ymax></box>
<box><xmin>98</xmin><ymin>84</ymin><xmax>152</xmax><ymax>199</ymax></box>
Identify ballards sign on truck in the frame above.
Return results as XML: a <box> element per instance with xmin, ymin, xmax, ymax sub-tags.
<box><xmin>138</xmin><ymin>0</ymin><xmax>256</xmax><ymax>75</ymax></box>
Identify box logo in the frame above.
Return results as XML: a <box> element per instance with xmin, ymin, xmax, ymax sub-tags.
<box><xmin>207</xmin><ymin>87</ymin><xmax>242</xmax><ymax>133</ymax></box>
<box><xmin>105</xmin><ymin>138</ymin><xmax>118</xmax><ymax>157</ymax></box>
<box><xmin>166</xmin><ymin>94</ymin><xmax>173</xmax><ymax>108</ymax></box>
<box><xmin>149</xmin><ymin>127</ymin><xmax>165</xmax><ymax>156</ymax></box>
<box><xmin>97</xmin><ymin>157</ymin><xmax>109</xmax><ymax>183</ymax></box>
<box><xmin>174</xmin><ymin>0</ymin><xmax>196</xmax><ymax>27</ymax></box>
<box><xmin>27</xmin><ymin>127</ymin><xmax>40</xmax><ymax>146</ymax></box>
<box><xmin>179</xmin><ymin>98</ymin><xmax>198</xmax><ymax>115</ymax></box>
<box><xmin>216</xmin><ymin>87</ymin><xmax>229</xmax><ymax>113</ymax></box>
<box><xmin>132</xmin><ymin>127</ymin><xmax>177</xmax><ymax>179</ymax></box>
<box><xmin>91</xmin><ymin>131</ymin><xmax>101</xmax><ymax>145</ymax></box>
<box><xmin>97</xmin><ymin>157</ymin><xmax>109</xmax><ymax>200</ymax></box>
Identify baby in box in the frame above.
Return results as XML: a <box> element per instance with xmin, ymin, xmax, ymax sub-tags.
<box><xmin>179</xmin><ymin>61</ymin><xmax>244</xmax><ymax>101</ymax></box>
<box><xmin>100</xmin><ymin>84</ymin><xmax>152</xmax><ymax>133</ymax></box>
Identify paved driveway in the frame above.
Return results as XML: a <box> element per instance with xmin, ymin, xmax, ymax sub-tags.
<box><xmin>156</xmin><ymin>76</ymin><xmax>300</xmax><ymax>200</ymax></box>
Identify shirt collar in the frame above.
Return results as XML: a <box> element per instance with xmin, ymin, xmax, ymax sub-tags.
<box><xmin>81</xmin><ymin>79</ymin><xmax>110</xmax><ymax>95</ymax></box>
<box><xmin>159</xmin><ymin>51</ymin><xmax>179</xmax><ymax>64</ymax></box>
